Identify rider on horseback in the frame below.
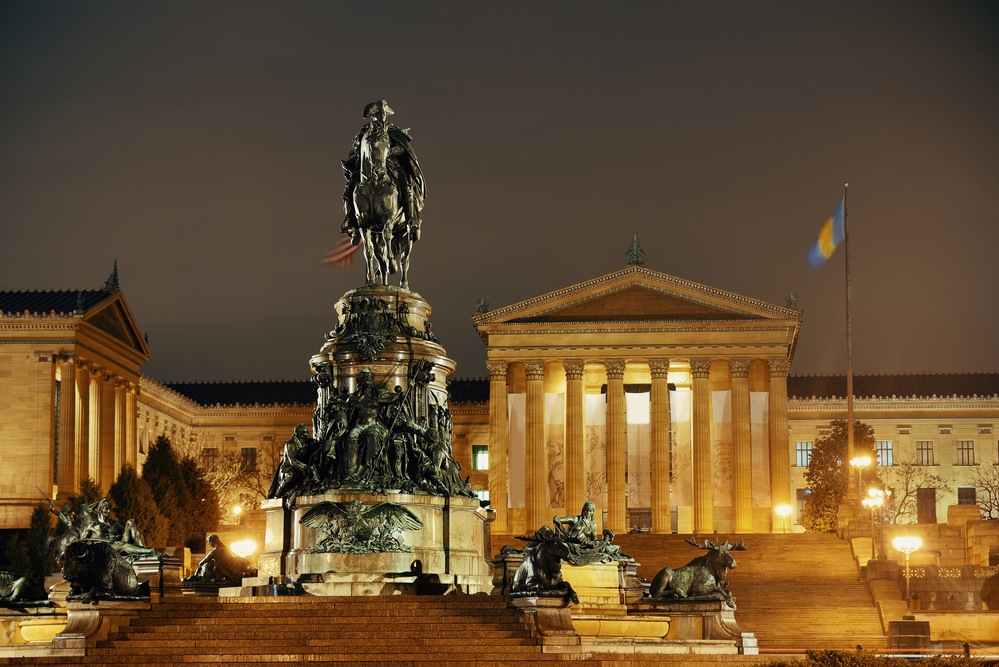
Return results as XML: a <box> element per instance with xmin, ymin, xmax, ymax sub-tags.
<box><xmin>340</xmin><ymin>100</ymin><xmax>426</xmax><ymax>288</ymax></box>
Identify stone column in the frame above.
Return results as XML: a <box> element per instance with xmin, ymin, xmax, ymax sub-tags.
<box><xmin>690</xmin><ymin>358</ymin><xmax>713</xmax><ymax>534</ymax></box>
<box><xmin>114</xmin><ymin>378</ymin><xmax>126</xmax><ymax>476</ymax></box>
<box><xmin>730</xmin><ymin>359</ymin><xmax>753</xmax><ymax>533</ymax></box>
<box><xmin>486</xmin><ymin>362</ymin><xmax>510</xmax><ymax>533</ymax></box>
<box><xmin>768</xmin><ymin>359</ymin><xmax>792</xmax><ymax>532</ymax></box>
<box><xmin>563</xmin><ymin>360</ymin><xmax>586</xmax><ymax>515</ymax></box>
<box><xmin>99</xmin><ymin>371</ymin><xmax>116</xmax><ymax>491</ymax></box>
<box><xmin>524</xmin><ymin>361</ymin><xmax>547</xmax><ymax>531</ymax></box>
<box><xmin>88</xmin><ymin>366</ymin><xmax>102</xmax><ymax>487</ymax></box>
<box><xmin>57</xmin><ymin>356</ymin><xmax>77</xmax><ymax>495</ymax></box>
<box><xmin>604</xmin><ymin>360</ymin><xmax>627</xmax><ymax>533</ymax></box>
<box><xmin>649</xmin><ymin>359</ymin><xmax>672</xmax><ymax>534</ymax></box>
<box><xmin>126</xmin><ymin>383</ymin><xmax>138</xmax><ymax>468</ymax></box>
<box><xmin>74</xmin><ymin>359</ymin><xmax>90</xmax><ymax>484</ymax></box>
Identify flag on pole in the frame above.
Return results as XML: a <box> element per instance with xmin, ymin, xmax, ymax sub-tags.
<box><xmin>321</xmin><ymin>236</ymin><xmax>360</xmax><ymax>268</ymax></box>
<box><xmin>806</xmin><ymin>198</ymin><xmax>845</xmax><ymax>269</ymax></box>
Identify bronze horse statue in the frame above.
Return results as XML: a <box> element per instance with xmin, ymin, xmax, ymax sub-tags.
<box><xmin>343</xmin><ymin>100</ymin><xmax>425</xmax><ymax>290</ymax></box>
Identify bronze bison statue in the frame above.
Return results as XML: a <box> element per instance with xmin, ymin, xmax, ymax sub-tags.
<box><xmin>63</xmin><ymin>541</ymin><xmax>146</xmax><ymax>603</ymax></box>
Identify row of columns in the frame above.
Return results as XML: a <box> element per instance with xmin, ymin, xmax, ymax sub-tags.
<box><xmin>56</xmin><ymin>355</ymin><xmax>138</xmax><ymax>496</ymax></box>
<box><xmin>486</xmin><ymin>357</ymin><xmax>792</xmax><ymax>535</ymax></box>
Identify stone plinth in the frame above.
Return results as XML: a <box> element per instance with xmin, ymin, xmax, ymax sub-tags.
<box><xmin>255</xmin><ymin>492</ymin><xmax>491</xmax><ymax>595</ymax></box>
<box><xmin>889</xmin><ymin>619</ymin><xmax>931</xmax><ymax>650</ymax></box>
<box><xmin>51</xmin><ymin>600</ymin><xmax>150</xmax><ymax>652</ymax></box>
<box><xmin>509</xmin><ymin>596</ymin><xmax>581</xmax><ymax>648</ymax></box>
<box><xmin>629</xmin><ymin>599</ymin><xmax>756</xmax><ymax>654</ymax></box>
<box><xmin>0</xmin><ymin>607</ymin><xmax>67</xmax><ymax>646</ymax></box>
<box><xmin>132</xmin><ymin>554</ymin><xmax>184</xmax><ymax>598</ymax></box>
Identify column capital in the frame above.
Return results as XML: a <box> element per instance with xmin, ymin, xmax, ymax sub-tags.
<box><xmin>523</xmin><ymin>361</ymin><xmax>546</xmax><ymax>381</ymax></box>
<box><xmin>73</xmin><ymin>356</ymin><xmax>89</xmax><ymax>370</ymax></box>
<box><xmin>767</xmin><ymin>359</ymin><xmax>792</xmax><ymax>378</ymax></box>
<box><xmin>563</xmin><ymin>360</ymin><xmax>585</xmax><ymax>380</ymax></box>
<box><xmin>485</xmin><ymin>362</ymin><xmax>509</xmax><ymax>381</ymax></box>
<box><xmin>604</xmin><ymin>360</ymin><xmax>626</xmax><ymax>380</ymax></box>
<box><xmin>689</xmin><ymin>359</ymin><xmax>712</xmax><ymax>379</ymax></box>
<box><xmin>648</xmin><ymin>359</ymin><xmax>671</xmax><ymax>379</ymax></box>
<box><xmin>730</xmin><ymin>359</ymin><xmax>751</xmax><ymax>378</ymax></box>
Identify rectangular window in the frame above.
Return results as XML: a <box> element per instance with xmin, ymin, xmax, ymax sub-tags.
<box><xmin>876</xmin><ymin>441</ymin><xmax>893</xmax><ymax>466</ymax></box>
<box><xmin>201</xmin><ymin>447</ymin><xmax>218</xmax><ymax>472</ymax></box>
<box><xmin>472</xmin><ymin>445</ymin><xmax>489</xmax><ymax>471</ymax></box>
<box><xmin>916</xmin><ymin>441</ymin><xmax>934</xmax><ymax>466</ymax></box>
<box><xmin>472</xmin><ymin>489</ymin><xmax>489</xmax><ymax>504</ymax></box>
<box><xmin>957</xmin><ymin>440</ymin><xmax>976</xmax><ymax>466</ymax></box>
<box><xmin>958</xmin><ymin>487</ymin><xmax>977</xmax><ymax>505</ymax></box>
<box><xmin>796</xmin><ymin>442</ymin><xmax>813</xmax><ymax>467</ymax></box>
<box><xmin>241</xmin><ymin>447</ymin><xmax>258</xmax><ymax>473</ymax></box>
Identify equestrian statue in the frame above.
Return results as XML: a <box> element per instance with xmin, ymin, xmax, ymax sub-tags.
<box><xmin>341</xmin><ymin>100</ymin><xmax>426</xmax><ymax>289</ymax></box>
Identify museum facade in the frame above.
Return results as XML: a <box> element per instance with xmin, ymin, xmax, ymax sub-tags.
<box><xmin>1</xmin><ymin>267</ymin><xmax>996</xmax><ymax>534</ymax></box>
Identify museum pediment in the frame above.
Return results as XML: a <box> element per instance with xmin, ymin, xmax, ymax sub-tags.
<box><xmin>84</xmin><ymin>295</ymin><xmax>149</xmax><ymax>356</ymax></box>
<box><xmin>475</xmin><ymin>267</ymin><xmax>795</xmax><ymax>326</ymax></box>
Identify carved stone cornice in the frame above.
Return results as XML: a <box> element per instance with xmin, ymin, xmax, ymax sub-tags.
<box><xmin>768</xmin><ymin>359</ymin><xmax>791</xmax><ymax>378</ymax></box>
<box><xmin>729</xmin><ymin>359</ymin><xmax>751</xmax><ymax>379</ymax></box>
<box><xmin>604</xmin><ymin>360</ymin><xmax>626</xmax><ymax>380</ymax></box>
<box><xmin>689</xmin><ymin>359</ymin><xmax>712</xmax><ymax>379</ymax></box>
<box><xmin>524</xmin><ymin>361</ymin><xmax>546</xmax><ymax>381</ymax></box>
<box><xmin>485</xmin><ymin>362</ymin><xmax>508</xmax><ymax>382</ymax></box>
<box><xmin>563</xmin><ymin>360</ymin><xmax>585</xmax><ymax>381</ymax></box>
<box><xmin>648</xmin><ymin>359</ymin><xmax>670</xmax><ymax>379</ymax></box>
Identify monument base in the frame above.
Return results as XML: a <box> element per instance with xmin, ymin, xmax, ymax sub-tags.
<box><xmin>255</xmin><ymin>492</ymin><xmax>492</xmax><ymax>595</ymax></box>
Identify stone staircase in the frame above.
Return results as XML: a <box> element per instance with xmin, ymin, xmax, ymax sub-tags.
<box><xmin>0</xmin><ymin>595</ymin><xmax>778</xmax><ymax>666</ymax></box>
<box><xmin>604</xmin><ymin>532</ymin><xmax>887</xmax><ymax>651</ymax></box>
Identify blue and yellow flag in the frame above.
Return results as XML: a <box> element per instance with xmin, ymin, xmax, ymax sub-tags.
<box><xmin>807</xmin><ymin>198</ymin><xmax>845</xmax><ymax>269</ymax></box>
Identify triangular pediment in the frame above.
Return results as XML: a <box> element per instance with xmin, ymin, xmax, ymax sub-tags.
<box><xmin>511</xmin><ymin>285</ymin><xmax>759</xmax><ymax>323</ymax></box>
<box><xmin>475</xmin><ymin>267</ymin><xmax>796</xmax><ymax>326</ymax></box>
<box><xmin>84</xmin><ymin>293</ymin><xmax>149</xmax><ymax>357</ymax></box>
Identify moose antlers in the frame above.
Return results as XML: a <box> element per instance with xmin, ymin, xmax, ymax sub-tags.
<box><xmin>684</xmin><ymin>538</ymin><xmax>749</xmax><ymax>551</ymax></box>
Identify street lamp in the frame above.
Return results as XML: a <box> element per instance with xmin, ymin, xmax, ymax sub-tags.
<box><xmin>775</xmin><ymin>505</ymin><xmax>792</xmax><ymax>534</ymax></box>
<box><xmin>868</xmin><ymin>488</ymin><xmax>889</xmax><ymax>558</ymax></box>
<box><xmin>894</xmin><ymin>536</ymin><xmax>922</xmax><ymax>608</ymax></box>
<box><xmin>861</xmin><ymin>494</ymin><xmax>883</xmax><ymax>561</ymax></box>
<box><xmin>849</xmin><ymin>456</ymin><xmax>871</xmax><ymax>503</ymax></box>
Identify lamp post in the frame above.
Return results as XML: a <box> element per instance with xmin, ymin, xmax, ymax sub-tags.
<box><xmin>861</xmin><ymin>495</ymin><xmax>883</xmax><ymax>561</ymax></box>
<box><xmin>775</xmin><ymin>505</ymin><xmax>792</xmax><ymax>534</ymax></box>
<box><xmin>849</xmin><ymin>456</ymin><xmax>871</xmax><ymax>504</ymax></box>
<box><xmin>894</xmin><ymin>536</ymin><xmax>922</xmax><ymax>609</ymax></box>
<box><xmin>868</xmin><ymin>488</ymin><xmax>888</xmax><ymax>558</ymax></box>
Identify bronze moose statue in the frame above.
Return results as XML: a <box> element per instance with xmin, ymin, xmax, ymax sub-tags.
<box><xmin>649</xmin><ymin>538</ymin><xmax>748</xmax><ymax>607</ymax></box>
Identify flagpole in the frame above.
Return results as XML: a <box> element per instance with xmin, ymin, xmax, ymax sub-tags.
<box><xmin>844</xmin><ymin>182</ymin><xmax>856</xmax><ymax>502</ymax></box>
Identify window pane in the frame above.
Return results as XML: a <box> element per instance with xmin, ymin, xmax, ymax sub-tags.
<box><xmin>958</xmin><ymin>487</ymin><xmax>977</xmax><ymax>505</ymax></box>
<box><xmin>241</xmin><ymin>447</ymin><xmax>258</xmax><ymax>473</ymax></box>
<box><xmin>957</xmin><ymin>440</ymin><xmax>975</xmax><ymax>466</ymax></box>
<box><xmin>876</xmin><ymin>441</ymin><xmax>893</xmax><ymax>466</ymax></box>
<box><xmin>916</xmin><ymin>441</ymin><xmax>934</xmax><ymax>466</ymax></box>
<box><xmin>796</xmin><ymin>442</ymin><xmax>813</xmax><ymax>467</ymax></box>
<box><xmin>201</xmin><ymin>447</ymin><xmax>218</xmax><ymax>472</ymax></box>
<box><xmin>472</xmin><ymin>445</ymin><xmax>489</xmax><ymax>470</ymax></box>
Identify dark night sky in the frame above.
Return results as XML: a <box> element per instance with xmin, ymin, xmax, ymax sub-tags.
<box><xmin>2</xmin><ymin>1</ymin><xmax>997</xmax><ymax>383</ymax></box>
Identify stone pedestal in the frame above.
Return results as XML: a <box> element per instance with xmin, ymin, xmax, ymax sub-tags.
<box><xmin>629</xmin><ymin>599</ymin><xmax>756</xmax><ymax>654</ymax></box>
<box><xmin>51</xmin><ymin>600</ymin><xmax>150</xmax><ymax>652</ymax></box>
<box><xmin>509</xmin><ymin>597</ymin><xmax>581</xmax><ymax>648</ymax></box>
<box><xmin>254</xmin><ymin>492</ymin><xmax>491</xmax><ymax>595</ymax></box>
<box><xmin>132</xmin><ymin>554</ymin><xmax>183</xmax><ymax>598</ymax></box>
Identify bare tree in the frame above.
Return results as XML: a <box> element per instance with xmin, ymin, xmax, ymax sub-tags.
<box><xmin>877</xmin><ymin>454</ymin><xmax>952</xmax><ymax>523</ymax></box>
<box><xmin>187</xmin><ymin>433</ymin><xmax>250</xmax><ymax>525</ymax></box>
<box><xmin>962</xmin><ymin>465</ymin><xmax>999</xmax><ymax>520</ymax></box>
<box><xmin>239</xmin><ymin>434</ymin><xmax>284</xmax><ymax>504</ymax></box>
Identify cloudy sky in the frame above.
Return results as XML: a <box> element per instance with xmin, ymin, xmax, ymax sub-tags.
<box><xmin>1</xmin><ymin>1</ymin><xmax>997</xmax><ymax>383</ymax></box>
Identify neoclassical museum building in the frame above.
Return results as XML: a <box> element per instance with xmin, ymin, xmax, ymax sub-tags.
<box><xmin>2</xmin><ymin>263</ymin><xmax>997</xmax><ymax>535</ymax></box>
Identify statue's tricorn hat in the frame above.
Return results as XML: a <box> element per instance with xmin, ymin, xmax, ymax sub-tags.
<box><xmin>363</xmin><ymin>100</ymin><xmax>394</xmax><ymax>118</ymax></box>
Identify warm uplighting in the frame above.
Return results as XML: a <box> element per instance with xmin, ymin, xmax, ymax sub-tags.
<box><xmin>230</xmin><ymin>539</ymin><xmax>257</xmax><ymax>558</ymax></box>
<box><xmin>232</xmin><ymin>505</ymin><xmax>242</xmax><ymax>515</ymax></box>
<box><xmin>894</xmin><ymin>536</ymin><xmax>922</xmax><ymax>607</ymax></box>
<box><xmin>849</xmin><ymin>457</ymin><xmax>872</xmax><ymax>503</ymax></box>
<box><xmin>775</xmin><ymin>504</ymin><xmax>792</xmax><ymax>534</ymax></box>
